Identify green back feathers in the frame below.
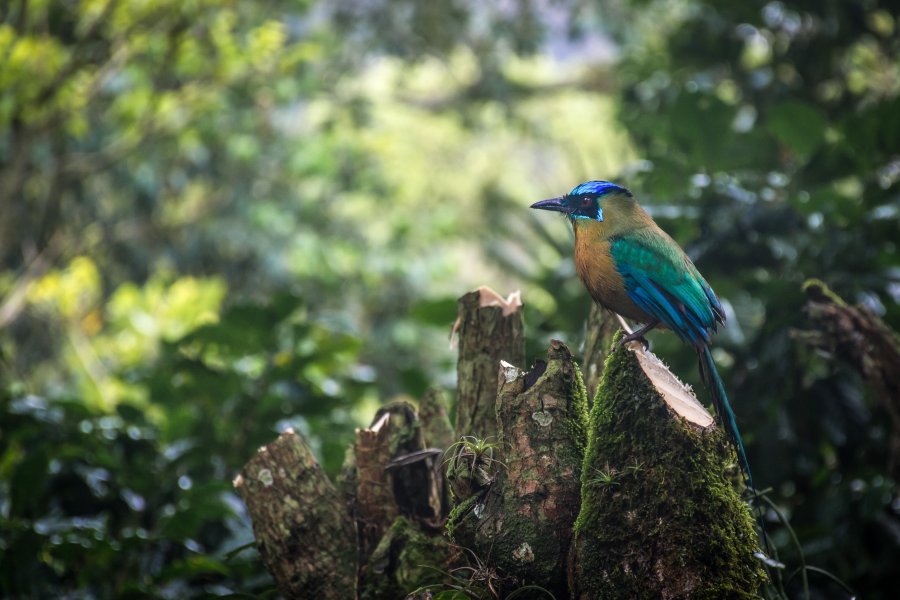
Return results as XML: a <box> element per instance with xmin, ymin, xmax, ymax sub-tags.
<box><xmin>609</xmin><ymin>230</ymin><xmax>723</xmax><ymax>346</ymax></box>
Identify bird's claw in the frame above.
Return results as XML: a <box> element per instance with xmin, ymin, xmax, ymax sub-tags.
<box><xmin>616</xmin><ymin>332</ymin><xmax>650</xmax><ymax>350</ymax></box>
<box><xmin>615</xmin><ymin>319</ymin><xmax>660</xmax><ymax>351</ymax></box>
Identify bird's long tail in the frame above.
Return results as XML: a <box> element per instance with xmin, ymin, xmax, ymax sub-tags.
<box><xmin>698</xmin><ymin>345</ymin><xmax>774</xmax><ymax>557</ymax></box>
<box><xmin>697</xmin><ymin>345</ymin><xmax>752</xmax><ymax>489</ymax></box>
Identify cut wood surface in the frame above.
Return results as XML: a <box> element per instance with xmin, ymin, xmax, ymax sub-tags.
<box><xmin>632</xmin><ymin>341</ymin><xmax>714</xmax><ymax>427</ymax></box>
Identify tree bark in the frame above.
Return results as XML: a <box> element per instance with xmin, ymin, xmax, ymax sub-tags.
<box><xmin>233</xmin><ymin>430</ymin><xmax>357</xmax><ymax>600</ymax></box>
<box><xmin>356</xmin><ymin>401</ymin><xmax>443</xmax><ymax>566</ymax></box>
<box><xmin>354</xmin><ymin>401</ymin><xmax>451</xmax><ymax>598</ymax></box>
<box><xmin>448</xmin><ymin>339</ymin><xmax>588</xmax><ymax>597</ymax></box>
<box><xmin>582</xmin><ymin>303</ymin><xmax>620</xmax><ymax>403</ymax></box>
<box><xmin>419</xmin><ymin>387</ymin><xmax>456</xmax><ymax>451</ymax></box>
<box><xmin>418</xmin><ymin>387</ymin><xmax>456</xmax><ymax>521</ymax></box>
<box><xmin>454</xmin><ymin>286</ymin><xmax>525</xmax><ymax>440</ymax></box>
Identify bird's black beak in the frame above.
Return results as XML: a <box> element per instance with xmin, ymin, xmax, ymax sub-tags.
<box><xmin>530</xmin><ymin>196</ymin><xmax>568</xmax><ymax>214</ymax></box>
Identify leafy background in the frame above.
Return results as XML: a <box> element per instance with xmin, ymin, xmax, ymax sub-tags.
<box><xmin>1</xmin><ymin>0</ymin><xmax>898</xmax><ymax>597</ymax></box>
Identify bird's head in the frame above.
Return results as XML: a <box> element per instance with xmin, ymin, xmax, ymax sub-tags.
<box><xmin>530</xmin><ymin>180</ymin><xmax>632</xmax><ymax>222</ymax></box>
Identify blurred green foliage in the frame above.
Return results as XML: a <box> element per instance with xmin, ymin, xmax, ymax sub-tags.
<box><xmin>2</xmin><ymin>290</ymin><xmax>371</xmax><ymax>596</ymax></box>
<box><xmin>1</xmin><ymin>0</ymin><xmax>898</xmax><ymax>597</ymax></box>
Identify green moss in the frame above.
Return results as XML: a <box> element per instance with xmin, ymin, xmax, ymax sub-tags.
<box><xmin>567</xmin><ymin>362</ymin><xmax>590</xmax><ymax>463</ymax></box>
<box><xmin>360</xmin><ymin>516</ymin><xmax>452</xmax><ymax>599</ymax></box>
<box><xmin>802</xmin><ymin>278</ymin><xmax>847</xmax><ymax>306</ymax></box>
<box><xmin>446</xmin><ymin>494</ymin><xmax>478</xmax><ymax>542</ymax></box>
<box><xmin>573</xmin><ymin>337</ymin><xmax>766</xmax><ymax>599</ymax></box>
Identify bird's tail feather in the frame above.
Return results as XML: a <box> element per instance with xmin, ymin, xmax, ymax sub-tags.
<box><xmin>698</xmin><ymin>345</ymin><xmax>752</xmax><ymax>489</ymax></box>
<box><xmin>698</xmin><ymin>346</ymin><xmax>774</xmax><ymax>557</ymax></box>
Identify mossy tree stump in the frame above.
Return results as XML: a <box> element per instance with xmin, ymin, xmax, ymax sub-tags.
<box><xmin>236</xmin><ymin>288</ymin><xmax>766</xmax><ymax>599</ymax></box>
<box><xmin>234</xmin><ymin>430</ymin><xmax>357</xmax><ymax>599</ymax></box>
<box><xmin>569</xmin><ymin>338</ymin><xmax>765</xmax><ymax>599</ymax></box>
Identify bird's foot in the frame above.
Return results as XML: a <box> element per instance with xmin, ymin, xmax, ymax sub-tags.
<box><xmin>615</xmin><ymin>319</ymin><xmax>660</xmax><ymax>350</ymax></box>
<box><xmin>616</xmin><ymin>330</ymin><xmax>650</xmax><ymax>350</ymax></box>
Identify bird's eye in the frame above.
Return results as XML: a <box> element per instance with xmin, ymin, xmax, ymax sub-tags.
<box><xmin>581</xmin><ymin>197</ymin><xmax>592</xmax><ymax>207</ymax></box>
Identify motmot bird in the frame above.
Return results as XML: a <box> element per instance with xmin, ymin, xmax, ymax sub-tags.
<box><xmin>530</xmin><ymin>180</ymin><xmax>754</xmax><ymax>493</ymax></box>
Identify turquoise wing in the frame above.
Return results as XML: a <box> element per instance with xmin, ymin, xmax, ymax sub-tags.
<box><xmin>610</xmin><ymin>232</ymin><xmax>724</xmax><ymax>346</ymax></box>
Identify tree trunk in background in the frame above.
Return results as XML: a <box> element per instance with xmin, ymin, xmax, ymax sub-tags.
<box><xmin>418</xmin><ymin>387</ymin><xmax>456</xmax><ymax>451</ymax></box>
<box><xmin>236</xmin><ymin>287</ymin><xmax>766</xmax><ymax>599</ymax></box>
<box><xmin>418</xmin><ymin>387</ymin><xmax>456</xmax><ymax>522</ymax></box>
<box><xmin>795</xmin><ymin>279</ymin><xmax>900</xmax><ymax>479</ymax></box>
<box><xmin>454</xmin><ymin>286</ymin><xmax>525</xmax><ymax>440</ymax></box>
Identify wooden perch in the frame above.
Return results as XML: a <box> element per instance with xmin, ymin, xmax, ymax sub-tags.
<box><xmin>795</xmin><ymin>279</ymin><xmax>900</xmax><ymax>478</ymax></box>
<box><xmin>455</xmin><ymin>286</ymin><xmax>525</xmax><ymax>439</ymax></box>
<box><xmin>570</xmin><ymin>338</ymin><xmax>765</xmax><ymax>599</ymax></box>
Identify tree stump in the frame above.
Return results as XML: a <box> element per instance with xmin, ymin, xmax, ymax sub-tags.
<box><xmin>447</xmin><ymin>340</ymin><xmax>588</xmax><ymax>597</ymax></box>
<box><xmin>233</xmin><ymin>430</ymin><xmax>357</xmax><ymax>599</ymax></box>
<box><xmin>570</xmin><ymin>338</ymin><xmax>765</xmax><ymax>599</ymax></box>
<box><xmin>235</xmin><ymin>288</ymin><xmax>766</xmax><ymax>599</ymax></box>
<box><xmin>454</xmin><ymin>286</ymin><xmax>525</xmax><ymax>440</ymax></box>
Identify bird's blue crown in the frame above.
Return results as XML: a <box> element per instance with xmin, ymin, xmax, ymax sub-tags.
<box><xmin>530</xmin><ymin>180</ymin><xmax>631</xmax><ymax>222</ymax></box>
<box><xmin>568</xmin><ymin>180</ymin><xmax>632</xmax><ymax>198</ymax></box>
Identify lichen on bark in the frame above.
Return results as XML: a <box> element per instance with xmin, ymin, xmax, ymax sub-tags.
<box><xmin>234</xmin><ymin>430</ymin><xmax>357</xmax><ymax>600</ymax></box>
<box><xmin>571</xmin><ymin>339</ymin><xmax>766</xmax><ymax>600</ymax></box>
